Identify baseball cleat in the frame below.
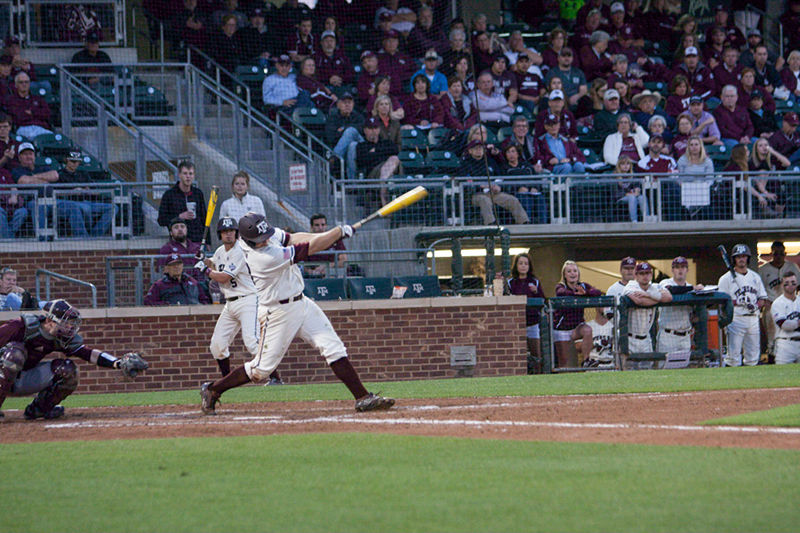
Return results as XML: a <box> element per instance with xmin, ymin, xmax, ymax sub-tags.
<box><xmin>355</xmin><ymin>392</ymin><xmax>395</xmax><ymax>412</ymax></box>
<box><xmin>266</xmin><ymin>377</ymin><xmax>285</xmax><ymax>386</ymax></box>
<box><xmin>200</xmin><ymin>382</ymin><xmax>220</xmax><ymax>415</ymax></box>
<box><xmin>24</xmin><ymin>403</ymin><xmax>65</xmax><ymax>420</ymax></box>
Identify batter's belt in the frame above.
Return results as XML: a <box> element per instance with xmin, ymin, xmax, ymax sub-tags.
<box><xmin>278</xmin><ymin>293</ymin><xmax>303</xmax><ymax>305</ymax></box>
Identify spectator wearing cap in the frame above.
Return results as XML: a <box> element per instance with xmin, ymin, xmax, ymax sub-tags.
<box><xmin>544</xmin><ymin>47</ymin><xmax>587</xmax><ymax>108</ymax></box>
<box><xmin>286</xmin><ymin>12</ymin><xmax>315</xmax><ymax>64</ymax></box>
<box><xmin>780</xmin><ymin>50</ymin><xmax>800</xmax><ymax>102</ymax></box>
<box><xmin>156</xmin><ymin>160</ymin><xmax>207</xmax><ymax>243</ymax></box>
<box><xmin>686</xmin><ymin>96</ymin><xmax>723</xmax><ymax>146</ymax></box>
<box><xmin>261</xmin><ymin>54</ymin><xmax>311</xmax><ymax>111</ymax></box>
<box><xmin>208</xmin><ymin>14</ymin><xmax>244</xmax><ymax>79</ymax></box>
<box><xmin>459</xmin><ymin>140</ymin><xmax>530</xmax><ymax>225</ymax></box>
<box><xmin>440</xmin><ymin>76</ymin><xmax>477</xmax><ymax>131</ymax></box>
<box><xmin>537</xmin><ymin>114</ymin><xmax>586</xmax><ymax>174</ymax></box>
<box><xmin>145</xmin><ymin>253</ymin><xmax>210</xmax><ymax>306</ymax></box>
<box><xmin>406</xmin><ymin>6</ymin><xmax>447</xmax><ymax>58</ymax></box>
<box><xmin>592</xmin><ymin>87</ymin><xmax>623</xmax><ymax>138</ymax></box>
<box><xmin>714</xmin><ymin>85</ymin><xmax>755</xmax><ymax>150</ymax></box>
<box><xmin>769</xmin><ymin>111</ymin><xmax>800</xmax><ymax>165</ymax></box>
<box><xmin>410</xmin><ymin>51</ymin><xmax>448</xmax><ymax>95</ymax></box>
<box><xmin>672</xmin><ymin>47</ymin><xmax>716</xmax><ymax>101</ymax></box>
<box><xmin>69</xmin><ymin>32</ymin><xmax>112</xmax><ymax>87</ymax></box>
<box><xmin>505</xmin><ymin>30</ymin><xmax>543</xmax><ymax>72</ymax></box>
<box><xmin>575</xmin><ymin>0</ymin><xmax>610</xmax><ymax>33</ymax></box>
<box><xmin>571</xmin><ymin>8</ymin><xmax>604</xmax><ymax>53</ymax></box>
<box><xmin>402</xmin><ymin>74</ymin><xmax>443</xmax><ymax>129</ymax></box>
<box><xmin>751</xmin><ymin>45</ymin><xmax>782</xmax><ymax>94</ymax></box>
<box><xmin>355</xmin><ymin>117</ymin><xmax>400</xmax><ymax>205</ymax></box>
<box><xmin>374</xmin><ymin>0</ymin><xmax>417</xmax><ymax>35</ymax></box>
<box><xmin>603</xmin><ymin>2</ymin><xmax>642</xmax><ymax>46</ymax></box>
<box><xmin>622</xmin><ymin>261</ymin><xmax>672</xmax><ymax>359</ymax></box>
<box><xmin>579</xmin><ymin>31</ymin><xmax>612</xmax><ymax>82</ymax></box>
<box><xmin>236</xmin><ymin>8</ymin><xmax>274</xmax><ymax>64</ymax></box>
<box><xmin>511</xmin><ymin>54</ymin><xmax>544</xmax><ymax>114</ymax></box>
<box><xmin>748</xmin><ymin>90</ymin><xmax>776</xmax><ymax>138</ymax></box>
<box><xmin>158</xmin><ymin>216</ymin><xmax>203</xmax><ymax>271</ymax></box>
<box><xmin>211</xmin><ymin>0</ymin><xmax>246</xmax><ymax>31</ymax></box>
<box><xmin>327</xmin><ymin>93</ymin><xmax>365</xmax><ymax>180</ymax></box>
<box><xmin>739</xmin><ymin>67</ymin><xmax>776</xmax><ymax>113</ymax></box>
<box><xmin>713</xmin><ymin>47</ymin><xmax>743</xmax><ymax>96</ymax></box>
<box><xmin>296</xmin><ymin>57</ymin><xmax>337</xmax><ymax>109</ymax></box>
<box><xmin>5</xmin><ymin>72</ymin><xmax>52</xmax><ymax>139</ymax></box>
<box><xmin>470</xmin><ymin>71</ymin><xmax>514</xmax><ymax>125</ymax></box>
<box><xmin>315</xmin><ymin>31</ymin><xmax>353</xmax><ymax>88</ymax></box>
<box><xmin>705</xmin><ymin>5</ymin><xmax>745</xmax><ymax>50</ymax></box>
<box><xmin>170</xmin><ymin>0</ymin><xmax>207</xmax><ymax>51</ymax></box>
<box><xmin>740</xmin><ymin>29</ymin><xmax>784</xmax><ymax>71</ymax></box>
<box><xmin>441</xmin><ymin>29</ymin><xmax>471</xmax><ymax>77</ymax></box>
<box><xmin>56</xmin><ymin>151</ymin><xmax>115</xmax><ymax>237</ymax></box>
<box><xmin>377</xmin><ymin>30</ymin><xmax>416</xmax><ymax>96</ymax></box>
<box><xmin>631</xmin><ymin>89</ymin><xmax>671</xmax><ymax>130</ymax></box>
<box><xmin>534</xmin><ymin>89</ymin><xmax>578</xmax><ymax>139</ymax></box>
<box><xmin>356</xmin><ymin>51</ymin><xmax>381</xmax><ymax>105</ymax></box>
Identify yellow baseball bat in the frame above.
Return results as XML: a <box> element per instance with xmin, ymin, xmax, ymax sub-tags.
<box><xmin>352</xmin><ymin>186</ymin><xmax>428</xmax><ymax>229</ymax></box>
<box><xmin>200</xmin><ymin>185</ymin><xmax>219</xmax><ymax>248</ymax></box>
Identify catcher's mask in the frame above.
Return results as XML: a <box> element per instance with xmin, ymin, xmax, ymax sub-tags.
<box><xmin>43</xmin><ymin>299</ymin><xmax>82</xmax><ymax>342</ymax></box>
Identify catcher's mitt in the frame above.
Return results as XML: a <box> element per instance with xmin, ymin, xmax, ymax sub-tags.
<box><xmin>117</xmin><ymin>352</ymin><xmax>149</xmax><ymax>379</ymax></box>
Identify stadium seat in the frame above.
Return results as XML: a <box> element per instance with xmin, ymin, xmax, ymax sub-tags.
<box><xmin>34</xmin><ymin>155</ymin><xmax>62</xmax><ymax>171</ymax></box>
<box><xmin>78</xmin><ymin>155</ymin><xmax>110</xmax><ymax>181</ymax></box>
<box><xmin>392</xmin><ymin>275</ymin><xmax>442</xmax><ymax>298</ymax></box>
<box><xmin>495</xmin><ymin>126</ymin><xmax>513</xmax><ymax>143</ymax></box>
<box><xmin>400</xmin><ymin>128</ymin><xmax>429</xmax><ymax>149</ymax></box>
<box><xmin>33</xmin><ymin>133</ymin><xmax>73</xmax><ymax>159</ymax></box>
<box><xmin>303</xmin><ymin>278</ymin><xmax>347</xmax><ymax>301</ymax></box>
<box><xmin>398</xmin><ymin>149</ymin><xmax>428</xmax><ymax>172</ymax></box>
<box><xmin>513</xmin><ymin>105</ymin><xmax>533</xmax><ymax>120</ymax></box>
<box><xmin>427</xmin><ymin>150</ymin><xmax>461</xmax><ymax>173</ymax></box>
<box><xmin>347</xmin><ymin>277</ymin><xmax>393</xmax><ymax>299</ymax></box>
<box><xmin>428</xmin><ymin>127</ymin><xmax>451</xmax><ymax>147</ymax></box>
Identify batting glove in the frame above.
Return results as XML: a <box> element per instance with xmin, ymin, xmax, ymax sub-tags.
<box><xmin>341</xmin><ymin>225</ymin><xmax>355</xmax><ymax>238</ymax></box>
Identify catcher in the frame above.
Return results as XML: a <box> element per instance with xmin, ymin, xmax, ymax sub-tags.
<box><xmin>0</xmin><ymin>299</ymin><xmax>148</xmax><ymax>420</ymax></box>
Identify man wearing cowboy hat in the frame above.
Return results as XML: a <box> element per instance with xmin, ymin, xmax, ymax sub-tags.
<box><xmin>631</xmin><ymin>89</ymin><xmax>671</xmax><ymax>130</ymax></box>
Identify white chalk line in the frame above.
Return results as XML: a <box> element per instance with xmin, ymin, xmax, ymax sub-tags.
<box><xmin>43</xmin><ymin>413</ymin><xmax>800</xmax><ymax>436</ymax></box>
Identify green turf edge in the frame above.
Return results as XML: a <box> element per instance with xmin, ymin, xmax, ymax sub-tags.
<box><xmin>703</xmin><ymin>402</ymin><xmax>800</xmax><ymax>427</ymax></box>
<box><xmin>4</xmin><ymin>433</ymin><xmax>800</xmax><ymax>533</ymax></box>
<box><xmin>3</xmin><ymin>365</ymin><xmax>799</xmax><ymax>410</ymax></box>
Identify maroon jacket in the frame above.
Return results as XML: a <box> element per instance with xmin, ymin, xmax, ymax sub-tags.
<box><xmin>402</xmin><ymin>94</ymin><xmax>444</xmax><ymax>126</ymax></box>
<box><xmin>665</xmin><ymin>94</ymin><xmax>690</xmax><ymax>118</ymax></box>
<box><xmin>377</xmin><ymin>50</ymin><xmax>416</xmax><ymax>96</ymax></box>
<box><xmin>552</xmin><ymin>281</ymin><xmax>602</xmax><ymax>330</ymax></box>
<box><xmin>286</xmin><ymin>31</ymin><xmax>315</xmax><ymax>58</ymax></box>
<box><xmin>4</xmin><ymin>89</ymin><xmax>51</xmax><ymax>129</ymax></box>
<box><xmin>314</xmin><ymin>50</ymin><xmax>354</xmax><ymax>85</ymax></box>
<box><xmin>714</xmin><ymin>104</ymin><xmax>754</xmax><ymax>140</ymax></box>
<box><xmin>769</xmin><ymin>129</ymin><xmax>800</xmax><ymax>158</ymax></box>
<box><xmin>356</xmin><ymin>70</ymin><xmax>380</xmax><ymax>104</ymax></box>
<box><xmin>738</xmin><ymin>84</ymin><xmax>775</xmax><ymax>113</ymax></box>
<box><xmin>780</xmin><ymin>67</ymin><xmax>800</xmax><ymax>95</ymax></box>
<box><xmin>579</xmin><ymin>45</ymin><xmax>612</xmax><ymax>82</ymax></box>
<box><xmin>296</xmin><ymin>74</ymin><xmax>336</xmax><ymax>109</ymax></box>
<box><xmin>509</xmin><ymin>276</ymin><xmax>545</xmax><ymax>326</ymax></box>
<box><xmin>672</xmin><ymin>63</ymin><xmax>716</xmax><ymax>99</ymax></box>
<box><xmin>534</xmin><ymin>107</ymin><xmax>578</xmax><ymax>139</ymax></box>
<box><xmin>439</xmin><ymin>92</ymin><xmax>477</xmax><ymax>131</ymax></box>
<box><xmin>713</xmin><ymin>64</ymin><xmax>743</xmax><ymax>95</ymax></box>
<box><xmin>536</xmin><ymin>133</ymin><xmax>585</xmax><ymax>171</ymax></box>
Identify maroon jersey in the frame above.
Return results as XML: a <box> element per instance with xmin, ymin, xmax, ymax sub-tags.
<box><xmin>713</xmin><ymin>64</ymin><xmax>743</xmax><ymax>95</ymax></box>
<box><xmin>377</xmin><ymin>50</ymin><xmax>416</xmax><ymax>96</ymax></box>
<box><xmin>491</xmin><ymin>70</ymin><xmax>518</xmax><ymax>98</ymax></box>
<box><xmin>509</xmin><ymin>276</ymin><xmax>545</xmax><ymax>325</ymax></box>
<box><xmin>0</xmin><ymin>316</ymin><xmax>93</xmax><ymax>371</ymax></box>
<box><xmin>315</xmin><ymin>51</ymin><xmax>354</xmax><ymax>85</ymax></box>
<box><xmin>553</xmin><ymin>282</ymin><xmax>602</xmax><ymax>330</ymax></box>
<box><xmin>514</xmin><ymin>70</ymin><xmax>543</xmax><ymax>99</ymax></box>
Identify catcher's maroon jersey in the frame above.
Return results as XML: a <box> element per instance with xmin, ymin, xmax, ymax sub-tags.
<box><xmin>0</xmin><ymin>316</ymin><xmax>93</xmax><ymax>371</ymax></box>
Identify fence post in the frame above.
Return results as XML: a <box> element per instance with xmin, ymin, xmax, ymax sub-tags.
<box><xmin>233</xmin><ymin>101</ymin><xmax>242</xmax><ymax>168</ymax></box>
<box><xmin>135</xmin><ymin>134</ymin><xmax>145</xmax><ymax>182</ymax></box>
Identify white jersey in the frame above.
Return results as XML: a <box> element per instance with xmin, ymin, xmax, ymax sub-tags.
<box><xmin>657</xmin><ymin>278</ymin><xmax>692</xmax><ymax>331</ymax></box>
<box><xmin>759</xmin><ymin>261</ymin><xmax>800</xmax><ymax>302</ymax></box>
<box><xmin>622</xmin><ymin>280</ymin><xmax>662</xmax><ymax>334</ymax></box>
<box><xmin>718</xmin><ymin>269</ymin><xmax>767</xmax><ymax>317</ymax></box>
<box><xmin>606</xmin><ymin>280</ymin><xmax>627</xmax><ymax>301</ymax></box>
<box><xmin>239</xmin><ymin>228</ymin><xmax>306</xmax><ymax>305</ymax></box>
<box><xmin>771</xmin><ymin>293</ymin><xmax>800</xmax><ymax>339</ymax></box>
<box><xmin>587</xmin><ymin>319</ymin><xmax>614</xmax><ymax>362</ymax></box>
<box><xmin>211</xmin><ymin>242</ymin><xmax>257</xmax><ymax>299</ymax></box>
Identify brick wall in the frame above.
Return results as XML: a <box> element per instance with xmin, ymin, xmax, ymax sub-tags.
<box><xmin>0</xmin><ymin>297</ymin><xmax>528</xmax><ymax>394</ymax></box>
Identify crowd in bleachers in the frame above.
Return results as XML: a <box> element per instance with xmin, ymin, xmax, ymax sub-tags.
<box><xmin>139</xmin><ymin>0</ymin><xmax>800</xmax><ymax>225</ymax></box>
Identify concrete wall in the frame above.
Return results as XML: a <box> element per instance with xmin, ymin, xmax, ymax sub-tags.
<box><xmin>0</xmin><ymin>297</ymin><xmax>528</xmax><ymax>394</ymax></box>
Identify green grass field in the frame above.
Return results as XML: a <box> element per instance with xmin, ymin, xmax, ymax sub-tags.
<box><xmin>2</xmin><ymin>366</ymin><xmax>800</xmax><ymax>532</ymax></box>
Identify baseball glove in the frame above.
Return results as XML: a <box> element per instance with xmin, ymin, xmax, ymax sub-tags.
<box><xmin>117</xmin><ymin>352</ymin><xmax>149</xmax><ymax>379</ymax></box>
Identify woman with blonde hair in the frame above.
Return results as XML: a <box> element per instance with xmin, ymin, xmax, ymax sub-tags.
<box><xmin>219</xmin><ymin>170</ymin><xmax>265</xmax><ymax>220</ymax></box>
<box><xmin>779</xmin><ymin>49</ymin><xmax>800</xmax><ymax>102</ymax></box>
<box><xmin>749</xmin><ymin>137</ymin><xmax>790</xmax><ymax>217</ymax></box>
<box><xmin>613</xmin><ymin>155</ymin><xmax>648</xmax><ymax>222</ymax></box>
<box><xmin>552</xmin><ymin>261</ymin><xmax>601</xmax><ymax>368</ymax></box>
<box><xmin>372</xmin><ymin>94</ymin><xmax>402</xmax><ymax>147</ymax></box>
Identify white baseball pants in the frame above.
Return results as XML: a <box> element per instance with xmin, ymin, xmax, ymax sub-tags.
<box><xmin>725</xmin><ymin>316</ymin><xmax>760</xmax><ymax>366</ymax></box>
<box><xmin>209</xmin><ymin>294</ymin><xmax>259</xmax><ymax>360</ymax></box>
<box><xmin>774</xmin><ymin>338</ymin><xmax>800</xmax><ymax>364</ymax></box>
<box><xmin>657</xmin><ymin>329</ymin><xmax>692</xmax><ymax>354</ymax></box>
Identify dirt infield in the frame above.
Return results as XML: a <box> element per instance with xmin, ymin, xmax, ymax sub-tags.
<box><xmin>3</xmin><ymin>388</ymin><xmax>800</xmax><ymax>449</ymax></box>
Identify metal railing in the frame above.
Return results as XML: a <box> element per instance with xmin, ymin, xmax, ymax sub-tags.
<box><xmin>186</xmin><ymin>45</ymin><xmax>253</xmax><ymax>111</ymax></box>
<box><xmin>35</xmin><ymin>268</ymin><xmax>98</xmax><ymax>308</ymax></box>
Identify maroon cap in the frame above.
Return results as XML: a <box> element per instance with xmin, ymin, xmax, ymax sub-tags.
<box><xmin>383</xmin><ymin>29</ymin><xmax>400</xmax><ymax>40</ymax></box>
<box><xmin>364</xmin><ymin>116</ymin><xmax>381</xmax><ymax>129</ymax></box>
<box><xmin>672</xmin><ymin>256</ymin><xmax>689</xmax><ymax>268</ymax></box>
<box><xmin>166</xmin><ymin>253</ymin><xmax>182</xmax><ymax>265</ymax></box>
<box><xmin>635</xmin><ymin>262</ymin><xmax>652</xmax><ymax>273</ymax></box>
<box><xmin>360</xmin><ymin>50</ymin><xmax>376</xmax><ymax>61</ymax></box>
<box><xmin>620</xmin><ymin>256</ymin><xmax>636</xmax><ymax>267</ymax></box>
<box><xmin>784</xmin><ymin>112</ymin><xmax>800</xmax><ymax>126</ymax></box>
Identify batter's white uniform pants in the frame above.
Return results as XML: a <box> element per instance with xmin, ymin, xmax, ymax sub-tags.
<box><xmin>774</xmin><ymin>338</ymin><xmax>800</xmax><ymax>364</ymax></box>
<box><xmin>244</xmin><ymin>295</ymin><xmax>347</xmax><ymax>382</ymax></box>
<box><xmin>725</xmin><ymin>316</ymin><xmax>760</xmax><ymax>366</ymax></box>
<box><xmin>657</xmin><ymin>329</ymin><xmax>692</xmax><ymax>354</ymax></box>
<box><xmin>210</xmin><ymin>293</ymin><xmax>259</xmax><ymax>360</ymax></box>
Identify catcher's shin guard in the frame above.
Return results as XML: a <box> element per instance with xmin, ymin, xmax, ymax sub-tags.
<box><xmin>25</xmin><ymin>359</ymin><xmax>78</xmax><ymax>419</ymax></box>
<box><xmin>0</xmin><ymin>342</ymin><xmax>27</xmax><ymax>410</ymax></box>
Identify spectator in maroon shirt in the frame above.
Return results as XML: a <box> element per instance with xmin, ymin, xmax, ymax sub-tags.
<box><xmin>489</xmin><ymin>53</ymin><xmax>518</xmax><ymax>106</ymax></box>
<box><xmin>579</xmin><ymin>30</ymin><xmax>612</xmax><ymax>82</ymax></box>
<box><xmin>315</xmin><ymin>31</ymin><xmax>353</xmax><ymax>87</ymax></box>
<box><xmin>553</xmin><ymin>260</ymin><xmax>601</xmax><ymax>368</ymax></box>
<box><xmin>171</xmin><ymin>0</ymin><xmax>207</xmax><ymax>51</ymax></box>
<box><xmin>714</xmin><ymin>85</ymin><xmax>755</xmax><ymax>150</ymax></box>
<box><xmin>671</xmin><ymin>113</ymin><xmax>693</xmax><ymax>158</ymax></box>
<box><xmin>534</xmin><ymin>88</ymin><xmax>578</xmax><ymax>140</ymax></box>
<box><xmin>512</xmin><ymin>53</ymin><xmax>544</xmax><ymax>114</ymax></box>
<box><xmin>5</xmin><ymin>72</ymin><xmax>52</xmax><ymax>139</ymax></box>
<box><xmin>665</xmin><ymin>74</ymin><xmax>691</xmax><ymax>118</ymax></box>
<box><xmin>703</xmin><ymin>26</ymin><xmax>727</xmax><ymax>70</ymax></box>
<box><xmin>286</xmin><ymin>13</ymin><xmax>315</xmax><ymax>63</ymax></box>
<box><xmin>472</xmin><ymin>31</ymin><xmax>495</xmax><ymax>74</ymax></box>
<box><xmin>296</xmin><ymin>57</ymin><xmax>337</xmax><ymax>109</ymax></box>
<box><xmin>739</xmin><ymin>67</ymin><xmax>776</xmax><ymax>113</ymax></box>
<box><xmin>541</xmin><ymin>28</ymin><xmax>568</xmax><ymax>72</ymax></box>
<box><xmin>640</xmin><ymin>0</ymin><xmax>675</xmax><ymax>43</ymax></box>
<box><xmin>705</xmin><ymin>5</ymin><xmax>745</xmax><ymax>51</ymax></box>
<box><xmin>768</xmin><ymin>111</ymin><xmax>800</xmax><ymax>165</ymax></box>
<box><xmin>571</xmin><ymin>8</ymin><xmax>603</xmax><ymax>53</ymax></box>
<box><xmin>780</xmin><ymin>50</ymin><xmax>800</xmax><ymax>102</ymax></box>
<box><xmin>575</xmin><ymin>0</ymin><xmax>609</xmax><ymax>31</ymax></box>
<box><xmin>377</xmin><ymin>30</ymin><xmax>416</xmax><ymax>96</ymax></box>
<box><xmin>356</xmin><ymin>51</ymin><xmax>381</xmax><ymax>105</ymax></box>
<box><xmin>440</xmin><ymin>77</ymin><xmax>476</xmax><ymax>131</ymax></box>
<box><xmin>406</xmin><ymin>5</ymin><xmax>447</xmax><ymax>58</ymax></box>
<box><xmin>672</xmin><ymin>46</ymin><xmax>716</xmax><ymax>100</ymax></box>
<box><xmin>365</xmin><ymin>76</ymin><xmax>404</xmax><ymax>120</ymax></box>
<box><xmin>402</xmin><ymin>74</ymin><xmax>443</xmax><ymax>129</ymax></box>
<box><xmin>713</xmin><ymin>47</ymin><xmax>743</xmax><ymax>96</ymax></box>
<box><xmin>637</xmin><ymin>134</ymin><xmax>676</xmax><ymax>174</ymax></box>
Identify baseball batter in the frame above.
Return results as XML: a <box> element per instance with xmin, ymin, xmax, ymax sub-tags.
<box><xmin>718</xmin><ymin>244</ymin><xmax>768</xmax><ymax>366</ymax></box>
<box><xmin>758</xmin><ymin>241</ymin><xmax>800</xmax><ymax>360</ymax></box>
<box><xmin>584</xmin><ymin>308</ymin><xmax>614</xmax><ymax>368</ymax></box>
<box><xmin>770</xmin><ymin>271</ymin><xmax>800</xmax><ymax>364</ymax></box>
<box><xmin>200</xmin><ymin>217</ymin><xmax>281</xmax><ymax>383</ymax></box>
<box><xmin>200</xmin><ymin>213</ymin><xmax>394</xmax><ymax>414</ymax></box>
<box><xmin>657</xmin><ymin>256</ymin><xmax>703</xmax><ymax>354</ymax></box>
<box><xmin>622</xmin><ymin>262</ymin><xmax>672</xmax><ymax>356</ymax></box>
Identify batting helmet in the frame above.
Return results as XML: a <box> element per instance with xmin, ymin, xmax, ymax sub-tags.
<box><xmin>42</xmin><ymin>299</ymin><xmax>81</xmax><ymax>342</ymax></box>
<box><xmin>216</xmin><ymin>216</ymin><xmax>238</xmax><ymax>239</ymax></box>
<box><xmin>731</xmin><ymin>244</ymin><xmax>751</xmax><ymax>258</ymax></box>
<box><xmin>238</xmin><ymin>212</ymin><xmax>273</xmax><ymax>244</ymax></box>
